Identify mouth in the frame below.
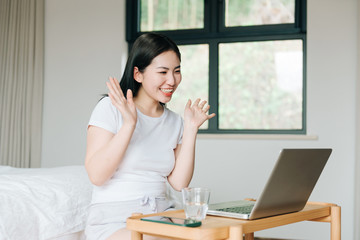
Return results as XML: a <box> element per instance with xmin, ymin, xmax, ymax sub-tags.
<box><xmin>160</xmin><ymin>88</ymin><xmax>174</xmax><ymax>97</ymax></box>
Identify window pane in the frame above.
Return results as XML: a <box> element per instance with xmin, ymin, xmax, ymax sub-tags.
<box><xmin>219</xmin><ymin>40</ymin><xmax>303</xmax><ymax>130</ymax></box>
<box><xmin>140</xmin><ymin>0</ymin><xmax>204</xmax><ymax>31</ymax></box>
<box><xmin>167</xmin><ymin>44</ymin><xmax>209</xmax><ymax>129</ymax></box>
<box><xmin>225</xmin><ymin>0</ymin><xmax>295</xmax><ymax>27</ymax></box>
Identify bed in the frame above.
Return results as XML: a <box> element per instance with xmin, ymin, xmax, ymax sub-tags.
<box><xmin>0</xmin><ymin>165</ymin><xmax>93</xmax><ymax>240</ymax></box>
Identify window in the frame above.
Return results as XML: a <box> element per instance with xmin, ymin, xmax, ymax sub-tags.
<box><xmin>126</xmin><ymin>0</ymin><xmax>307</xmax><ymax>134</ymax></box>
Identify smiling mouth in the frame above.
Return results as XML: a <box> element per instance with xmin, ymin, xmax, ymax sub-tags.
<box><xmin>160</xmin><ymin>88</ymin><xmax>174</xmax><ymax>96</ymax></box>
<box><xmin>160</xmin><ymin>88</ymin><xmax>173</xmax><ymax>93</ymax></box>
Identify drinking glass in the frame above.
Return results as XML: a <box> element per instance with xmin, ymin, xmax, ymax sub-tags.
<box><xmin>181</xmin><ymin>187</ymin><xmax>210</xmax><ymax>221</ymax></box>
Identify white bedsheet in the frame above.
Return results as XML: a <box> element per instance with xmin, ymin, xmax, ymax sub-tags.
<box><xmin>0</xmin><ymin>165</ymin><xmax>93</xmax><ymax>240</ymax></box>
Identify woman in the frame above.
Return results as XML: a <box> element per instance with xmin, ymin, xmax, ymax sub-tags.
<box><xmin>84</xmin><ymin>33</ymin><xmax>215</xmax><ymax>240</ymax></box>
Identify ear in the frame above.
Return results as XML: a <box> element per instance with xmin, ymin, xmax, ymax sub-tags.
<box><xmin>133</xmin><ymin>67</ymin><xmax>143</xmax><ymax>83</ymax></box>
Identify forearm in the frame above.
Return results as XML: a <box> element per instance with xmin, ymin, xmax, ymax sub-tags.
<box><xmin>168</xmin><ymin>98</ymin><xmax>215</xmax><ymax>191</ymax></box>
<box><xmin>168</xmin><ymin>126</ymin><xmax>198</xmax><ymax>191</ymax></box>
<box><xmin>85</xmin><ymin>124</ymin><xmax>135</xmax><ymax>186</ymax></box>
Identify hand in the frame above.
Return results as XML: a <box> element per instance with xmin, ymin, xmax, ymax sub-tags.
<box><xmin>184</xmin><ymin>98</ymin><xmax>216</xmax><ymax>130</ymax></box>
<box><xmin>106</xmin><ymin>77</ymin><xmax>137</xmax><ymax>127</ymax></box>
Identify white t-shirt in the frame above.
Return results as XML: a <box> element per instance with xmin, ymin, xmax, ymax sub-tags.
<box><xmin>88</xmin><ymin>97</ymin><xmax>184</xmax><ymax>204</ymax></box>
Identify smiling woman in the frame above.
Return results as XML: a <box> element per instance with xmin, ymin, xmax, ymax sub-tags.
<box><xmin>84</xmin><ymin>32</ymin><xmax>215</xmax><ymax>240</ymax></box>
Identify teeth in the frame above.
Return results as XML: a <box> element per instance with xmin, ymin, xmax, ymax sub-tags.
<box><xmin>161</xmin><ymin>88</ymin><xmax>173</xmax><ymax>93</ymax></box>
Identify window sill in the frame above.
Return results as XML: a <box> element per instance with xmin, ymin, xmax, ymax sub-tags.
<box><xmin>197</xmin><ymin>134</ymin><xmax>318</xmax><ymax>140</ymax></box>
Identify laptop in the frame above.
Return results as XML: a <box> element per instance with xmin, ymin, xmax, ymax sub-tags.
<box><xmin>207</xmin><ymin>148</ymin><xmax>332</xmax><ymax>220</ymax></box>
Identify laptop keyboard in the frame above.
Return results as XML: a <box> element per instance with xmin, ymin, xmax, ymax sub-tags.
<box><xmin>216</xmin><ymin>205</ymin><xmax>254</xmax><ymax>214</ymax></box>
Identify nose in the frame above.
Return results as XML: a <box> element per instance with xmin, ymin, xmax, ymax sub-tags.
<box><xmin>166</xmin><ymin>73</ymin><xmax>176</xmax><ymax>86</ymax></box>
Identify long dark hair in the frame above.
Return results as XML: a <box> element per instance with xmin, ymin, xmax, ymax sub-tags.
<box><xmin>120</xmin><ymin>33</ymin><xmax>181</xmax><ymax>97</ymax></box>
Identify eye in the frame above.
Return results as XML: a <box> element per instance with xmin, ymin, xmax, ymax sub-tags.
<box><xmin>159</xmin><ymin>71</ymin><xmax>167</xmax><ymax>74</ymax></box>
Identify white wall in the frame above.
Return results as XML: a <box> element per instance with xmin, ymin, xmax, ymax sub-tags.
<box><xmin>355</xmin><ymin>0</ymin><xmax>360</xmax><ymax>238</ymax></box>
<box><xmin>43</xmin><ymin>0</ymin><xmax>127</xmax><ymax>167</ymax></box>
<box><xmin>43</xmin><ymin>0</ymin><xmax>358</xmax><ymax>239</ymax></box>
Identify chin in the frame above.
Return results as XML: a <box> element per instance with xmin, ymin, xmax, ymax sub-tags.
<box><xmin>158</xmin><ymin>95</ymin><xmax>172</xmax><ymax>103</ymax></box>
<box><xmin>160</xmin><ymin>99</ymin><xmax>171</xmax><ymax>104</ymax></box>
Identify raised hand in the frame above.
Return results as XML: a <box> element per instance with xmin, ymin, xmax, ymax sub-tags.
<box><xmin>106</xmin><ymin>77</ymin><xmax>137</xmax><ymax>127</ymax></box>
<box><xmin>184</xmin><ymin>98</ymin><xmax>215</xmax><ymax>130</ymax></box>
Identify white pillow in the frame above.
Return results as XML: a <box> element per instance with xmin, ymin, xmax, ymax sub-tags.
<box><xmin>0</xmin><ymin>165</ymin><xmax>93</xmax><ymax>240</ymax></box>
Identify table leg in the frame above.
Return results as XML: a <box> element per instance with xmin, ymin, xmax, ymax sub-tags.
<box><xmin>226</xmin><ymin>225</ymin><xmax>243</xmax><ymax>240</ymax></box>
<box><xmin>131</xmin><ymin>231</ymin><xmax>143</xmax><ymax>240</ymax></box>
<box><xmin>331</xmin><ymin>205</ymin><xmax>341</xmax><ymax>240</ymax></box>
<box><xmin>130</xmin><ymin>213</ymin><xmax>144</xmax><ymax>240</ymax></box>
<box><xmin>244</xmin><ymin>232</ymin><xmax>254</xmax><ymax>240</ymax></box>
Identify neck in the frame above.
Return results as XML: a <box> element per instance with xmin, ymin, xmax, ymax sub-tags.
<box><xmin>134</xmin><ymin>97</ymin><xmax>163</xmax><ymax>117</ymax></box>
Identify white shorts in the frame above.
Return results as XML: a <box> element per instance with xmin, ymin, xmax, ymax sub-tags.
<box><xmin>85</xmin><ymin>196</ymin><xmax>174</xmax><ymax>240</ymax></box>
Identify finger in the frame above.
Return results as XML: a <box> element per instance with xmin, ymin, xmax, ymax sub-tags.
<box><xmin>106</xmin><ymin>81</ymin><xmax>115</xmax><ymax>96</ymax></box>
<box><xmin>107</xmin><ymin>81</ymin><xmax>123</xmax><ymax>103</ymax></box>
<box><xmin>185</xmin><ymin>99</ymin><xmax>192</xmax><ymax>108</ymax></box>
<box><xmin>126</xmin><ymin>89</ymin><xmax>134</xmax><ymax>104</ymax></box>
<box><xmin>109</xmin><ymin>76</ymin><xmax>118</xmax><ymax>88</ymax></box>
<box><xmin>107</xmin><ymin>77</ymin><xmax>117</xmax><ymax>94</ymax></box>
<box><xmin>106</xmin><ymin>81</ymin><xmax>117</xmax><ymax>98</ymax></box>
<box><xmin>109</xmin><ymin>77</ymin><xmax>120</xmax><ymax>93</ymax></box>
<box><xmin>111</xmin><ymin>77</ymin><xmax>122</xmax><ymax>92</ymax></box>
<box><xmin>207</xmin><ymin>113</ymin><xmax>216</xmax><ymax>119</ymax></box>
<box><xmin>203</xmin><ymin>105</ymin><xmax>210</xmax><ymax>113</ymax></box>
<box><xmin>109</xmin><ymin>77</ymin><xmax>124</xmax><ymax>98</ymax></box>
<box><xmin>193</xmin><ymin>98</ymin><xmax>201</xmax><ymax>107</ymax></box>
<box><xmin>199</xmin><ymin>100</ymin><xmax>207</xmax><ymax>109</ymax></box>
<box><xmin>108</xmin><ymin>92</ymin><xmax>121</xmax><ymax>109</ymax></box>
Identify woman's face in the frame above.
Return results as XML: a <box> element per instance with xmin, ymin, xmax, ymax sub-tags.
<box><xmin>134</xmin><ymin>50</ymin><xmax>181</xmax><ymax>104</ymax></box>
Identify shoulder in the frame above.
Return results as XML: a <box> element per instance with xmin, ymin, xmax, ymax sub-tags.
<box><xmin>163</xmin><ymin>107</ymin><xmax>183</xmax><ymax>128</ymax></box>
<box><xmin>164</xmin><ymin>107</ymin><xmax>184</xmax><ymax>142</ymax></box>
<box><xmin>96</xmin><ymin>96</ymin><xmax>112</xmax><ymax>108</ymax></box>
<box><xmin>88</xmin><ymin>96</ymin><xmax>121</xmax><ymax>134</ymax></box>
<box><xmin>164</xmin><ymin>107</ymin><xmax>182</xmax><ymax>121</ymax></box>
<box><xmin>93</xmin><ymin>96</ymin><xmax>118</xmax><ymax>114</ymax></box>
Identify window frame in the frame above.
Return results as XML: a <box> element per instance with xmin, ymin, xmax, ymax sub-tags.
<box><xmin>126</xmin><ymin>0</ymin><xmax>307</xmax><ymax>134</ymax></box>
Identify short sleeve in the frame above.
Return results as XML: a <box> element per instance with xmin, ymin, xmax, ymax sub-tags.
<box><xmin>88</xmin><ymin>97</ymin><xmax>121</xmax><ymax>134</ymax></box>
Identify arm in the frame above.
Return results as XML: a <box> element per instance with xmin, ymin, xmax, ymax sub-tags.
<box><xmin>167</xmin><ymin>99</ymin><xmax>215</xmax><ymax>191</ymax></box>
<box><xmin>85</xmin><ymin>77</ymin><xmax>137</xmax><ymax>186</ymax></box>
<box><xmin>85</xmin><ymin>124</ymin><xmax>135</xmax><ymax>186</ymax></box>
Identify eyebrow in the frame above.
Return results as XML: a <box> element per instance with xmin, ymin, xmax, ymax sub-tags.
<box><xmin>156</xmin><ymin>65</ymin><xmax>181</xmax><ymax>70</ymax></box>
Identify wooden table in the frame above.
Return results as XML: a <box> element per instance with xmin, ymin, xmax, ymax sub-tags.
<box><xmin>126</xmin><ymin>202</ymin><xmax>341</xmax><ymax>240</ymax></box>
